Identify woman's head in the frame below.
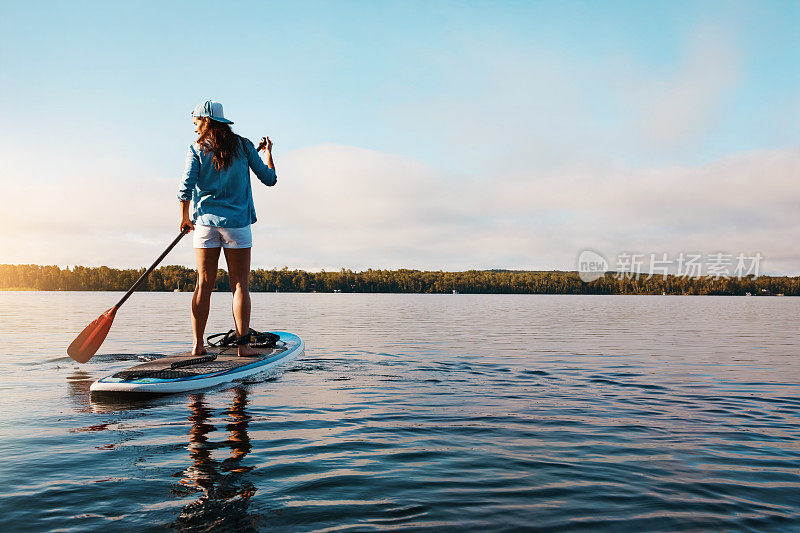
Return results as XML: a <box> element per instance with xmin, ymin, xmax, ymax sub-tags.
<box><xmin>190</xmin><ymin>100</ymin><xmax>243</xmax><ymax>171</ymax></box>
<box><xmin>192</xmin><ymin>115</ymin><xmax>244</xmax><ymax>171</ymax></box>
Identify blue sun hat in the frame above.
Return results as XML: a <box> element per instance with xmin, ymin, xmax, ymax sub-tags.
<box><xmin>191</xmin><ymin>100</ymin><xmax>233</xmax><ymax>124</ymax></box>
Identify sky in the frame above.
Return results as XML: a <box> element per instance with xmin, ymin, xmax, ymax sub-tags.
<box><xmin>1</xmin><ymin>1</ymin><xmax>799</xmax><ymax>274</ymax></box>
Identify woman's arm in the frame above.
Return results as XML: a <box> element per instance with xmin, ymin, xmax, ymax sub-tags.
<box><xmin>248</xmin><ymin>137</ymin><xmax>277</xmax><ymax>186</ymax></box>
<box><xmin>178</xmin><ymin>145</ymin><xmax>199</xmax><ymax>231</ymax></box>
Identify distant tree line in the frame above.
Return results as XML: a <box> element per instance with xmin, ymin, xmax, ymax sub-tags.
<box><xmin>0</xmin><ymin>264</ymin><xmax>797</xmax><ymax>295</ymax></box>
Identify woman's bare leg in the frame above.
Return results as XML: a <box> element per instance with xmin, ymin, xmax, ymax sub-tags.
<box><xmin>223</xmin><ymin>247</ymin><xmax>257</xmax><ymax>356</ymax></box>
<box><xmin>192</xmin><ymin>247</ymin><xmax>221</xmax><ymax>356</ymax></box>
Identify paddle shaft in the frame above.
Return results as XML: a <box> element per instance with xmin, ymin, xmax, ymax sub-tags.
<box><xmin>114</xmin><ymin>227</ymin><xmax>190</xmax><ymax>308</ymax></box>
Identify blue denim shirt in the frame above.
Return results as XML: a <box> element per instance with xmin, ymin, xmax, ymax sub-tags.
<box><xmin>178</xmin><ymin>138</ymin><xmax>277</xmax><ymax>228</ymax></box>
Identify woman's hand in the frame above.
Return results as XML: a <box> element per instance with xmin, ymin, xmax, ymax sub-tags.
<box><xmin>257</xmin><ymin>136</ymin><xmax>273</xmax><ymax>153</ymax></box>
<box><xmin>257</xmin><ymin>136</ymin><xmax>276</xmax><ymax>172</ymax></box>
<box><xmin>180</xmin><ymin>216</ymin><xmax>194</xmax><ymax>233</ymax></box>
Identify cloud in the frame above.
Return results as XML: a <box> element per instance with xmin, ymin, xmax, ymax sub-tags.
<box><xmin>1</xmin><ymin>142</ymin><xmax>798</xmax><ymax>274</ymax></box>
<box><xmin>627</xmin><ymin>27</ymin><xmax>742</xmax><ymax>150</ymax></box>
<box><xmin>0</xmin><ymin>173</ymin><xmax>183</xmax><ymax>267</ymax></box>
<box><xmin>388</xmin><ymin>23</ymin><xmax>744</xmax><ymax>172</ymax></box>
<box><xmin>267</xmin><ymin>143</ymin><xmax>800</xmax><ymax>274</ymax></box>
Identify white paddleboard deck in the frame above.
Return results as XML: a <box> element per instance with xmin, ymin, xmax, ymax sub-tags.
<box><xmin>90</xmin><ymin>331</ymin><xmax>303</xmax><ymax>395</ymax></box>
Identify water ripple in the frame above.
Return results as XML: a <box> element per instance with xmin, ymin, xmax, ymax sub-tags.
<box><xmin>0</xmin><ymin>293</ymin><xmax>799</xmax><ymax>531</ymax></box>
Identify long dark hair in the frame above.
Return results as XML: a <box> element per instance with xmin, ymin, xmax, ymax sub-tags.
<box><xmin>196</xmin><ymin>118</ymin><xmax>246</xmax><ymax>171</ymax></box>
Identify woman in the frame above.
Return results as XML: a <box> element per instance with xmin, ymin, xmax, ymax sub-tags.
<box><xmin>178</xmin><ymin>100</ymin><xmax>277</xmax><ymax>357</ymax></box>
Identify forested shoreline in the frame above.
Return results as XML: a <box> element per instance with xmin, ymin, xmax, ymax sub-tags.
<box><xmin>1</xmin><ymin>264</ymin><xmax>798</xmax><ymax>295</ymax></box>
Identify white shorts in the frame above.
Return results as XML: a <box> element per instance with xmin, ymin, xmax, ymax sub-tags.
<box><xmin>193</xmin><ymin>224</ymin><xmax>252</xmax><ymax>249</ymax></box>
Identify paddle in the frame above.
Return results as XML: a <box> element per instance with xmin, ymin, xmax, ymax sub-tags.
<box><xmin>67</xmin><ymin>226</ymin><xmax>191</xmax><ymax>363</ymax></box>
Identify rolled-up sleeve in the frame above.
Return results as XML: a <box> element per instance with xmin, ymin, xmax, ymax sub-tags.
<box><xmin>178</xmin><ymin>145</ymin><xmax>200</xmax><ymax>201</ymax></box>
<box><xmin>245</xmin><ymin>140</ymin><xmax>277</xmax><ymax>187</ymax></box>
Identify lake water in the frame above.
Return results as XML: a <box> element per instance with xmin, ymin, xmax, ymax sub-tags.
<box><xmin>0</xmin><ymin>292</ymin><xmax>798</xmax><ymax>531</ymax></box>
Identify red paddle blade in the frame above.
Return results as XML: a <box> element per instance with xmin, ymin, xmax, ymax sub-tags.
<box><xmin>67</xmin><ymin>307</ymin><xmax>118</xmax><ymax>363</ymax></box>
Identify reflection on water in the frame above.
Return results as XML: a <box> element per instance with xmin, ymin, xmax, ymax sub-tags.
<box><xmin>170</xmin><ymin>389</ymin><xmax>259</xmax><ymax>532</ymax></box>
<box><xmin>65</xmin><ymin>369</ymin><xmax>94</xmax><ymax>413</ymax></box>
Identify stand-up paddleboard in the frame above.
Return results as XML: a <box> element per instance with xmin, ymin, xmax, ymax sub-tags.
<box><xmin>90</xmin><ymin>331</ymin><xmax>303</xmax><ymax>396</ymax></box>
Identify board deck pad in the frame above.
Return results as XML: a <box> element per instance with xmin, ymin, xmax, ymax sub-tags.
<box><xmin>90</xmin><ymin>331</ymin><xmax>303</xmax><ymax>395</ymax></box>
<box><xmin>113</xmin><ymin>344</ymin><xmax>288</xmax><ymax>381</ymax></box>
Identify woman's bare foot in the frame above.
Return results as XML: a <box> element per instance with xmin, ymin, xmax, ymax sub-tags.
<box><xmin>192</xmin><ymin>343</ymin><xmax>207</xmax><ymax>356</ymax></box>
<box><xmin>238</xmin><ymin>343</ymin><xmax>259</xmax><ymax>357</ymax></box>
